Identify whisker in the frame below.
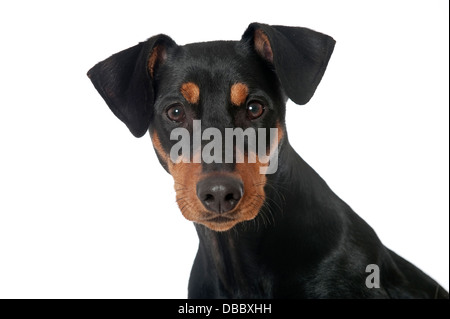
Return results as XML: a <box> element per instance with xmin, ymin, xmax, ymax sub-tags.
<box><xmin>178</xmin><ymin>201</ymin><xmax>192</xmax><ymax>214</ymax></box>
<box><xmin>174</xmin><ymin>182</ymin><xmax>187</xmax><ymax>187</ymax></box>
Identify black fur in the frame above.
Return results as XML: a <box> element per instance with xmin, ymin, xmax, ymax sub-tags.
<box><xmin>88</xmin><ymin>34</ymin><xmax>176</xmax><ymax>137</ymax></box>
<box><xmin>88</xmin><ymin>23</ymin><xmax>449</xmax><ymax>299</ymax></box>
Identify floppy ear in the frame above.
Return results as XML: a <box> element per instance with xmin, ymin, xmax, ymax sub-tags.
<box><xmin>87</xmin><ymin>34</ymin><xmax>177</xmax><ymax>137</ymax></box>
<box><xmin>242</xmin><ymin>23</ymin><xmax>335</xmax><ymax>105</ymax></box>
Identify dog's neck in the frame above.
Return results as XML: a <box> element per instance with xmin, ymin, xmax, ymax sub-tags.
<box><xmin>192</xmin><ymin>140</ymin><xmax>347</xmax><ymax>297</ymax></box>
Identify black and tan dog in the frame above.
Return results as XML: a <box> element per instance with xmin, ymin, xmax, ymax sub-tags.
<box><xmin>88</xmin><ymin>23</ymin><xmax>448</xmax><ymax>298</ymax></box>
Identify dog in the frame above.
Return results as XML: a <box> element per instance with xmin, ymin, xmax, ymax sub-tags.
<box><xmin>87</xmin><ymin>22</ymin><xmax>448</xmax><ymax>298</ymax></box>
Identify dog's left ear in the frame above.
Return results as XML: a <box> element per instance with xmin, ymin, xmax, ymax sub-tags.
<box><xmin>242</xmin><ymin>23</ymin><xmax>335</xmax><ymax>105</ymax></box>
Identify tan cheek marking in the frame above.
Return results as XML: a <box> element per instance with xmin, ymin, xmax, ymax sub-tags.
<box><xmin>230</xmin><ymin>83</ymin><xmax>249</xmax><ymax>106</ymax></box>
<box><xmin>152</xmin><ymin>133</ymin><xmax>207</xmax><ymax>222</ymax></box>
<box><xmin>276</xmin><ymin>121</ymin><xmax>284</xmax><ymax>147</ymax></box>
<box><xmin>234</xmin><ymin>157</ymin><xmax>267</xmax><ymax>223</ymax></box>
<box><xmin>181</xmin><ymin>82</ymin><xmax>200</xmax><ymax>104</ymax></box>
<box><xmin>152</xmin><ymin>132</ymin><xmax>205</xmax><ymax>221</ymax></box>
<box><xmin>151</xmin><ymin>131</ymin><xmax>169</xmax><ymax>163</ymax></box>
<box><xmin>168</xmin><ymin>158</ymin><xmax>205</xmax><ymax>223</ymax></box>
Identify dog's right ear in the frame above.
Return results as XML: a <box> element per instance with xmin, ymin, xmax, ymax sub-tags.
<box><xmin>87</xmin><ymin>35</ymin><xmax>177</xmax><ymax>138</ymax></box>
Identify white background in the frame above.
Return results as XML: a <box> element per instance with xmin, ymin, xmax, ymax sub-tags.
<box><xmin>0</xmin><ymin>0</ymin><xmax>448</xmax><ymax>298</ymax></box>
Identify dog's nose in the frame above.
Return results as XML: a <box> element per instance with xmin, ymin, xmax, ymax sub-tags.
<box><xmin>197</xmin><ymin>176</ymin><xmax>243</xmax><ymax>213</ymax></box>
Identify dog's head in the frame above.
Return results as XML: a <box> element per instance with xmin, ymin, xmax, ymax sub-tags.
<box><xmin>88</xmin><ymin>23</ymin><xmax>335</xmax><ymax>231</ymax></box>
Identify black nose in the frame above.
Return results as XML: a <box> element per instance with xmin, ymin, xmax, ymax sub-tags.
<box><xmin>197</xmin><ymin>176</ymin><xmax>244</xmax><ymax>213</ymax></box>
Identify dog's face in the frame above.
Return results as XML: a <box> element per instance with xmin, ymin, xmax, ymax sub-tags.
<box><xmin>88</xmin><ymin>23</ymin><xmax>335</xmax><ymax>231</ymax></box>
<box><xmin>149</xmin><ymin>39</ymin><xmax>285</xmax><ymax>231</ymax></box>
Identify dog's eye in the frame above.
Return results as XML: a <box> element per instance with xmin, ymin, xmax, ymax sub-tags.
<box><xmin>166</xmin><ymin>104</ymin><xmax>186</xmax><ymax>122</ymax></box>
<box><xmin>246</xmin><ymin>101</ymin><xmax>265</xmax><ymax>120</ymax></box>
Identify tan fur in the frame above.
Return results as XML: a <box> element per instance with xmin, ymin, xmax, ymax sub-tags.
<box><xmin>230</xmin><ymin>83</ymin><xmax>249</xmax><ymax>106</ymax></box>
<box><xmin>181</xmin><ymin>82</ymin><xmax>200</xmax><ymax>104</ymax></box>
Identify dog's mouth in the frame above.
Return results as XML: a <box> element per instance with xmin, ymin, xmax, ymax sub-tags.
<box><xmin>179</xmin><ymin>190</ymin><xmax>263</xmax><ymax>232</ymax></box>
<box><xmin>205</xmin><ymin>215</ymin><xmax>235</xmax><ymax>223</ymax></box>
<box><xmin>198</xmin><ymin>213</ymin><xmax>240</xmax><ymax>231</ymax></box>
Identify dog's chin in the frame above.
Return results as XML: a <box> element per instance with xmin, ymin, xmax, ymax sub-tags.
<box><xmin>179</xmin><ymin>199</ymin><xmax>263</xmax><ymax>232</ymax></box>
<box><xmin>198</xmin><ymin>216</ymin><xmax>240</xmax><ymax>232</ymax></box>
<box><xmin>183</xmin><ymin>210</ymin><xmax>256</xmax><ymax>232</ymax></box>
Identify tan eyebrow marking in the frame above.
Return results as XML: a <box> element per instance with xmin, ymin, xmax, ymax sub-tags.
<box><xmin>180</xmin><ymin>82</ymin><xmax>200</xmax><ymax>104</ymax></box>
<box><xmin>230</xmin><ymin>83</ymin><xmax>249</xmax><ymax>106</ymax></box>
